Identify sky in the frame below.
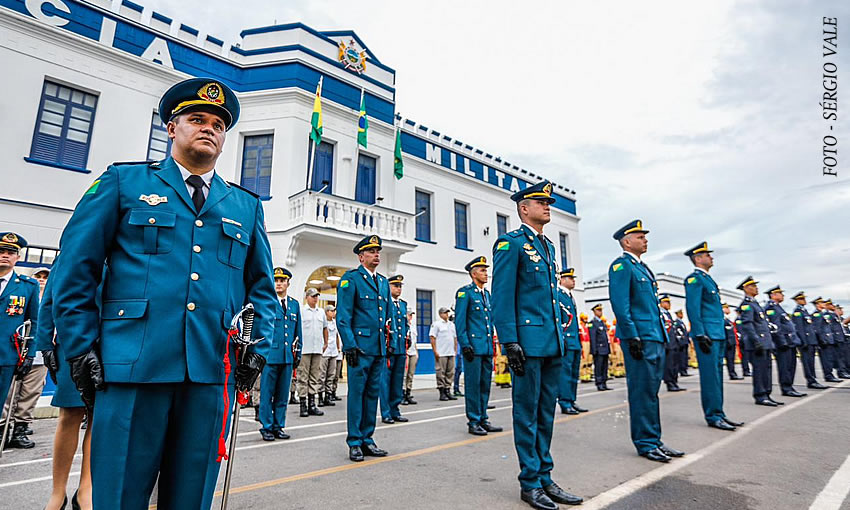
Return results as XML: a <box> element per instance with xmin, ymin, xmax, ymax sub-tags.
<box><xmin>139</xmin><ymin>0</ymin><xmax>850</xmax><ymax>302</ymax></box>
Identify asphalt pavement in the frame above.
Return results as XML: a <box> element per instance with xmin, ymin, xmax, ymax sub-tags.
<box><xmin>1</xmin><ymin>362</ymin><xmax>849</xmax><ymax>510</ymax></box>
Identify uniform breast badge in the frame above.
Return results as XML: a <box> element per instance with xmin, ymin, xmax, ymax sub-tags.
<box><xmin>139</xmin><ymin>194</ymin><xmax>168</xmax><ymax>206</ymax></box>
<box><xmin>6</xmin><ymin>296</ymin><xmax>24</xmax><ymax>316</ymax></box>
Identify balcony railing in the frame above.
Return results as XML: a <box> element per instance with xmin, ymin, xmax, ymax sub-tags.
<box><xmin>288</xmin><ymin>190</ymin><xmax>415</xmax><ymax>244</ymax></box>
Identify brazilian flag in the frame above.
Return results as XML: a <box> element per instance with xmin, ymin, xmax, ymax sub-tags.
<box><xmin>310</xmin><ymin>77</ymin><xmax>323</xmax><ymax>146</ymax></box>
<box><xmin>357</xmin><ymin>90</ymin><xmax>368</xmax><ymax>148</ymax></box>
<box><xmin>393</xmin><ymin>128</ymin><xmax>403</xmax><ymax>180</ymax></box>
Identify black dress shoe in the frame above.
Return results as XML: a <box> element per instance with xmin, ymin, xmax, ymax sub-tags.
<box><xmin>487</xmin><ymin>404</ymin><xmax>496</xmax><ymax>409</ymax></box>
<box><xmin>708</xmin><ymin>420</ymin><xmax>735</xmax><ymax>431</ymax></box>
<box><xmin>561</xmin><ymin>405</ymin><xmax>579</xmax><ymax>415</ymax></box>
<box><xmin>731</xmin><ymin>375</ymin><xmax>744</xmax><ymax>380</ymax></box>
<box><xmin>767</xmin><ymin>398</ymin><xmax>785</xmax><ymax>405</ymax></box>
<box><xmin>349</xmin><ymin>446</ymin><xmax>364</xmax><ymax>462</ymax></box>
<box><xmin>755</xmin><ymin>399</ymin><xmax>778</xmax><ymax>407</ymax></box>
<box><xmin>603</xmin><ymin>384</ymin><xmax>613</xmax><ymax>390</ymax></box>
<box><xmin>807</xmin><ymin>382</ymin><xmax>828</xmax><ymax>389</ymax></box>
<box><xmin>722</xmin><ymin>417</ymin><xmax>744</xmax><ymax>427</ymax></box>
<box><xmin>596</xmin><ymin>386</ymin><xmax>606</xmax><ymax>391</ymax></box>
<box><xmin>543</xmin><ymin>482</ymin><xmax>584</xmax><ymax>505</ymax></box>
<box><xmin>361</xmin><ymin>443</ymin><xmax>388</xmax><ymax>457</ymax></box>
<box><xmin>573</xmin><ymin>404</ymin><xmax>588</xmax><ymax>413</ymax></box>
<box><xmin>22</xmin><ymin>424</ymin><xmax>33</xmax><ymax>435</ymax></box>
<box><xmin>274</xmin><ymin>429</ymin><xmax>290</xmax><ymax>440</ymax></box>
<box><xmin>381</xmin><ymin>417</ymin><xmax>395</xmax><ymax>424</ymax></box>
<box><xmin>468</xmin><ymin>424</ymin><xmax>488</xmax><ymax>436</ymax></box>
<box><xmin>659</xmin><ymin>445</ymin><xmax>685</xmax><ymax>457</ymax></box>
<box><xmin>825</xmin><ymin>376</ymin><xmax>842</xmax><ymax>383</ymax></box>
<box><xmin>742</xmin><ymin>372</ymin><xmax>751</xmax><ymax>377</ymax></box>
<box><xmin>520</xmin><ymin>488</ymin><xmax>558</xmax><ymax>510</ymax></box>
<box><xmin>259</xmin><ymin>429</ymin><xmax>275</xmax><ymax>441</ymax></box>
<box><xmin>481</xmin><ymin>421</ymin><xmax>503</xmax><ymax>432</ymax></box>
<box><xmin>781</xmin><ymin>390</ymin><xmax>806</xmax><ymax>397</ymax></box>
<box><xmin>640</xmin><ymin>448</ymin><xmax>671</xmax><ymax>463</ymax></box>
<box><xmin>393</xmin><ymin>416</ymin><xmax>409</xmax><ymax>423</ymax></box>
<box><xmin>667</xmin><ymin>385</ymin><xmax>684</xmax><ymax>392</ymax></box>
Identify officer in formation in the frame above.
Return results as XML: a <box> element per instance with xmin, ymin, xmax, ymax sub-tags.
<box><xmin>683</xmin><ymin>242</ymin><xmax>742</xmax><ymax>431</ymax></box>
<box><xmin>790</xmin><ymin>292</ymin><xmax>827</xmax><ymax>389</ymax></box>
<box><xmin>556</xmin><ymin>268</ymin><xmax>588</xmax><ymax>415</ymax></box>
<box><xmin>722</xmin><ymin>303</ymin><xmax>743</xmax><ymax>380</ymax></box>
<box><xmin>51</xmin><ymin>77</ymin><xmax>276</xmax><ymax>509</ymax></box>
<box><xmin>673</xmin><ymin>310</ymin><xmax>691</xmax><ymax>377</ymax></box>
<box><xmin>337</xmin><ymin>235</ymin><xmax>391</xmax><ymax>462</ymax></box>
<box><xmin>609</xmin><ymin>220</ymin><xmax>684</xmax><ymax>463</ymax></box>
<box><xmin>736</xmin><ymin>277</ymin><xmax>782</xmax><ymax>406</ymax></box>
<box><xmin>811</xmin><ymin>297</ymin><xmax>840</xmax><ymax>382</ymax></box>
<box><xmin>492</xmin><ymin>181</ymin><xmax>583</xmax><ymax>509</ymax></box>
<box><xmin>455</xmin><ymin>256</ymin><xmax>502</xmax><ymax>435</ymax></box>
<box><xmin>0</xmin><ymin>233</ymin><xmax>40</xmax><ymax>449</ymax></box>
<box><xmin>380</xmin><ymin>274</ymin><xmax>409</xmax><ymax>424</ymax></box>
<box><xmin>588</xmin><ymin>304</ymin><xmax>611</xmax><ymax>391</ymax></box>
<box><xmin>825</xmin><ymin>299</ymin><xmax>850</xmax><ymax>377</ymax></box>
<box><xmin>764</xmin><ymin>286</ymin><xmax>806</xmax><ymax>398</ymax></box>
<box><xmin>259</xmin><ymin>267</ymin><xmax>302</xmax><ymax>441</ymax></box>
<box><xmin>659</xmin><ymin>295</ymin><xmax>683</xmax><ymax>391</ymax></box>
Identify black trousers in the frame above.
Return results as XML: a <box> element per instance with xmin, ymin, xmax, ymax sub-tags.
<box><xmin>819</xmin><ymin>345</ymin><xmax>835</xmax><ymax>379</ymax></box>
<box><xmin>677</xmin><ymin>345</ymin><xmax>689</xmax><ymax>374</ymax></box>
<box><xmin>663</xmin><ymin>347</ymin><xmax>679</xmax><ymax>386</ymax></box>
<box><xmin>593</xmin><ymin>354</ymin><xmax>609</xmax><ymax>387</ymax></box>
<box><xmin>740</xmin><ymin>349</ymin><xmax>752</xmax><ymax>375</ymax></box>
<box><xmin>775</xmin><ymin>347</ymin><xmax>797</xmax><ymax>393</ymax></box>
<box><xmin>724</xmin><ymin>344</ymin><xmax>737</xmax><ymax>377</ymax></box>
<box><xmin>835</xmin><ymin>343</ymin><xmax>849</xmax><ymax>373</ymax></box>
<box><xmin>750</xmin><ymin>349</ymin><xmax>773</xmax><ymax>400</ymax></box>
<box><xmin>799</xmin><ymin>345</ymin><xmax>817</xmax><ymax>384</ymax></box>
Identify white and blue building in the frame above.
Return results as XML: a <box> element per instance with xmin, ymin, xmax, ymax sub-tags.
<box><xmin>0</xmin><ymin>0</ymin><xmax>584</xmax><ymax>378</ymax></box>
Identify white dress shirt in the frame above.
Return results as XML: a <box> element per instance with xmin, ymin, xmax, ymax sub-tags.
<box><xmin>323</xmin><ymin>319</ymin><xmax>340</xmax><ymax>358</ymax></box>
<box><xmin>300</xmin><ymin>304</ymin><xmax>328</xmax><ymax>355</ymax></box>
<box><xmin>406</xmin><ymin>320</ymin><xmax>418</xmax><ymax>356</ymax></box>
<box><xmin>429</xmin><ymin>319</ymin><xmax>457</xmax><ymax>357</ymax></box>
<box><xmin>175</xmin><ymin>161</ymin><xmax>213</xmax><ymax>199</ymax></box>
<box><xmin>0</xmin><ymin>271</ymin><xmax>11</xmax><ymax>296</ymax></box>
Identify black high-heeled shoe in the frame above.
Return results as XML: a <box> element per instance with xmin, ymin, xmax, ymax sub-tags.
<box><xmin>45</xmin><ymin>495</ymin><xmax>67</xmax><ymax>510</ymax></box>
<box><xmin>71</xmin><ymin>490</ymin><xmax>81</xmax><ymax>510</ymax></box>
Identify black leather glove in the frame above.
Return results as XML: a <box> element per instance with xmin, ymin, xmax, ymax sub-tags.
<box><xmin>68</xmin><ymin>350</ymin><xmax>105</xmax><ymax>411</ymax></box>
<box><xmin>754</xmin><ymin>344</ymin><xmax>765</xmax><ymax>356</ymax></box>
<box><xmin>14</xmin><ymin>356</ymin><xmax>34</xmax><ymax>377</ymax></box>
<box><xmin>777</xmin><ymin>344</ymin><xmax>790</xmax><ymax>352</ymax></box>
<box><xmin>235</xmin><ymin>352</ymin><xmax>265</xmax><ymax>393</ymax></box>
<box><xmin>696</xmin><ymin>335</ymin><xmax>712</xmax><ymax>354</ymax></box>
<box><xmin>345</xmin><ymin>348</ymin><xmax>363</xmax><ymax>368</ymax></box>
<box><xmin>626</xmin><ymin>338</ymin><xmax>643</xmax><ymax>360</ymax></box>
<box><xmin>503</xmin><ymin>343</ymin><xmax>526</xmax><ymax>376</ymax></box>
<box><xmin>462</xmin><ymin>346</ymin><xmax>475</xmax><ymax>362</ymax></box>
<box><xmin>42</xmin><ymin>350</ymin><xmax>59</xmax><ymax>384</ymax></box>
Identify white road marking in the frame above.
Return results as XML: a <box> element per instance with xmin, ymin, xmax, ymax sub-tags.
<box><xmin>808</xmin><ymin>453</ymin><xmax>850</xmax><ymax>510</ymax></box>
<box><xmin>0</xmin><ymin>471</ymin><xmax>78</xmax><ymax>489</ymax></box>
<box><xmin>580</xmin><ymin>381</ymin><xmax>847</xmax><ymax>510</ymax></box>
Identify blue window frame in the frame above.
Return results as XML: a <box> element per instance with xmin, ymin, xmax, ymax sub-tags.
<box><xmin>454</xmin><ymin>201</ymin><xmax>469</xmax><ymax>249</ymax></box>
<box><xmin>309</xmin><ymin>141</ymin><xmax>334</xmax><ymax>194</ymax></box>
<box><xmin>416</xmin><ymin>289</ymin><xmax>433</xmax><ymax>344</ymax></box>
<box><xmin>355</xmin><ymin>153</ymin><xmax>377</xmax><ymax>204</ymax></box>
<box><xmin>240</xmin><ymin>134</ymin><xmax>274</xmax><ymax>197</ymax></box>
<box><xmin>147</xmin><ymin>111</ymin><xmax>172</xmax><ymax>161</ymax></box>
<box><xmin>415</xmin><ymin>190</ymin><xmax>432</xmax><ymax>242</ymax></box>
<box><xmin>497</xmin><ymin>214</ymin><xmax>508</xmax><ymax>236</ymax></box>
<box><xmin>29</xmin><ymin>81</ymin><xmax>98</xmax><ymax>170</ymax></box>
<box><xmin>559</xmin><ymin>232</ymin><xmax>569</xmax><ymax>269</ymax></box>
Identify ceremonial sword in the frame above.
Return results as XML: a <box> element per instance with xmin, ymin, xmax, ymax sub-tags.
<box><xmin>0</xmin><ymin>320</ymin><xmax>32</xmax><ymax>458</ymax></box>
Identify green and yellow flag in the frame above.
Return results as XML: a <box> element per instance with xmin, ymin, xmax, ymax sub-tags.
<box><xmin>393</xmin><ymin>127</ymin><xmax>404</xmax><ymax>180</ymax></box>
<box><xmin>357</xmin><ymin>88</ymin><xmax>368</xmax><ymax>148</ymax></box>
<box><xmin>310</xmin><ymin>77</ymin><xmax>323</xmax><ymax>146</ymax></box>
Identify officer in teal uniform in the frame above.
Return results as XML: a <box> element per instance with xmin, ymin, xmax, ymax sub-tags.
<box><xmin>51</xmin><ymin>77</ymin><xmax>277</xmax><ymax>509</ymax></box>
<box><xmin>0</xmin><ymin>232</ymin><xmax>40</xmax><ymax>440</ymax></box>
<box><xmin>683</xmin><ymin>242</ymin><xmax>742</xmax><ymax>431</ymax></box>
<box><xmin>379</xmin><ymin>274</ymin><xmax>409</xmax><ymax>424</ymax></box>
<box><xmin>609</xmin><ymin>220</ymin><xmax>684</xmax><ymax>463</ymax></box>
<box><xmin>764</xmin><ymin>286</ymin><xmax>806</xmax><ymax>397</ymax></box>
<box><xmin>455</xmin><ymin>256</ymin><xmax>503</xmax><ymax>435</ymax></box>
<box><xmin>556</xmin><ymin>268</ymin><xmax>587</xmax><ymax>415</ymax></box>
<box><xmin>259</xmin><ymin>267</ymin><xmax>302</xmax><ymax>441</ymax></box>
<box><xmin>337</xmin><ymin>235</ymin><xmax>391</xmax><ymax>462</ymax></box>
<box><xmin>492</xmin><ymin>181</ymin><xmax>583</xmax><ymax>509</ymax></box>
<box><xmin>737</xmin><ymin>277</ymin><xmax>781</xmax><ymax>406</ymax></box>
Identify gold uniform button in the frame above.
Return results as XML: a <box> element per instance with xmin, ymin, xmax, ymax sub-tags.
<box><xmin>191</xmin><ymin>273</ymin><xmax>199</xmax><ymax>281</ymax></box>
<box><xmin>118</xmin><ymin>309</ymin><xmax>125</xmax><ymax>316</ymax></box>
<box><xmin>236</xmin><ymin>233</ymin><xmax>242</xmax><ymax>239</ymax></box>
<box><xmin>187</xmin><ymin>303</ymin><xmax>196</xmax><ymax>311</ymax></box>
<box><xmin>148</xmin><ymin>218</ymin><xmax>156</xmax><ymax>224</ymax></box>
<box><xmin>195</xmin><ymin>220</ymin><xmax>203</xmax><ymax>227</ymax></box>
<box><xmin>193</xmin><ymin>245</ymin><xmax>201</xmax><ymax>253</ymax></box>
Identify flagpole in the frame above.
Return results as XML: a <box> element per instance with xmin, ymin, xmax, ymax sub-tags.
<box><xmin>306</xmin><ymin>76</ymin><xmax>322</xmax><ymax>192</ymax></box>
<box><xmin>355</xmin><ymin>87</ymin><xmax>364</xmax><ymax>199</ymax></box>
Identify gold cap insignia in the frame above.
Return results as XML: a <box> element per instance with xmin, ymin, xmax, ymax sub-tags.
<box><xmin>543</xmin><ymin>183</ymin><xmax>552</xmax><ymax>195</ymax></box>
<box><xmin>198</xmin><ymin>83</ymin><xmax>225</xmax><ymax>105</ymax></box>
<box><xmin>2</xmin><ymin>233</ymin><xmax>18</xmax><ymax>243</ymax></box>
<box><xmin>369</xmin><ymin>236</ymin><xmax>379</xmax><ymax>244</ymax></box>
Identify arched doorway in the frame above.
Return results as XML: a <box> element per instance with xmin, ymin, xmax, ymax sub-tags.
<box><xmin>303</xmin><ymin>265</ymin><xmax>352</xmax><ymax>310</ymax></box>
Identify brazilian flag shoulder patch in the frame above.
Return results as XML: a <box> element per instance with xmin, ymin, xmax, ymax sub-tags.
<box><xmin>741</xmin><ymin>304</ymin><xmax>751</xmax><ymax>311</ymax></box>
<box><xmin>687</xmin><ymin>277</ymin><xmax>697</xmax><ymax>284</ymax></box>
<box><xmin>814</xmin><ymin>312</ymin><xmax>820</xmax><ymax>317</ymax></box>
<box><xmin>339</xmin><ymin>280</ymin><xmax>349</xmax><ymax>288</ymax></box>
<box><xmin>766</xmin><ymin>310</ymin><xmax>775</xmax><ymax>316</ymax></box>
<box><xmin>612</xmin><ymin>263</ymin><xmax>623</xmax><ymax>272</ymax></box>
<box><xmin>84</xmin><ymin>179</ymin><xmax>101</xmax><ymax>196</ymax></box>
<box><xmin>736</xmin><ymin>320</ymin><xmax>742</xmax><ymax>324</ymax></box>
<box><xmin>588</xmin><ymin>323</ymin><xmax>593</xmax><ymax>328</ymax></box>
<box><xmin>793</xmin><ymin>311</ymin><xmax>801</xmax><ymax>316</ymax></box>
<box><xmin>496</xmin><ymin>241</ymin><xmax>510</xmax><ymax>251</ymax></box>
<box><xmin>457</xmin><ymin>291</ymin><xmax>466</xmax><ymax>298</ymax></box>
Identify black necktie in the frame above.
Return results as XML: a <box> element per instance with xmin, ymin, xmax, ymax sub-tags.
<box><xmin>373</xmin><ymin>274</ymin><xmax>379</xmax><ymax>288</ymax></box>
<box><xmin>281</xmin><ymin>299</ymin><xmax>287</xmax><ymax>315</ymax></box>
<box><xmin>186</xmin><ymin>175</ymin><xmax>206</xmax><ymax>213</ymax></box>
<box><xmin>537</xmin><ymin>234</ymin><xmax>549</xmax><ymax>259</ymax></box>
